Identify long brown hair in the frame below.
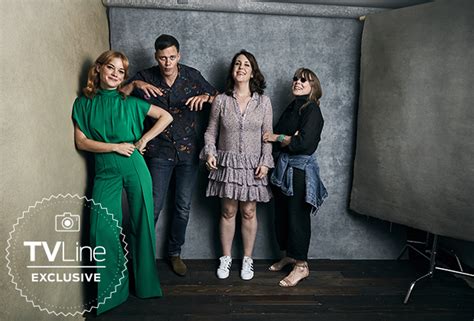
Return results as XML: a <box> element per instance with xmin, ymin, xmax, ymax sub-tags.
<box><xmin>225</xmin><ymin>50</ymin><xmax>266</xmax><ymax>96</ymax></box>
<box><xmin>82</xmin><ymin>50</ymin><xmax>129</xmax><ymax>99</ymax></box>
<box><xmin>293</xmin><ymin>68</ymin><xmax>322</xmax><ymax>112</ymax></box>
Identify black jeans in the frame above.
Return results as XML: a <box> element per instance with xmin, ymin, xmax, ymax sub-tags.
<box><xmin>272</xmin><ymin>168</ymin><xmax>312</xmax><ymax>261</ymax></box>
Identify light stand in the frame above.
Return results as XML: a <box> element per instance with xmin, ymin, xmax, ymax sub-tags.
<box><xmin>398</xmin><ymin>233</ymin><xmax>474</xmax><ymax>304</ymax></box>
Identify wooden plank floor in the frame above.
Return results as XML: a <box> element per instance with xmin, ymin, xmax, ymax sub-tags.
<box><xmin>86</xmin><ymin>260</ymin><xmax>474</xmax><ymax>321</ymax></box>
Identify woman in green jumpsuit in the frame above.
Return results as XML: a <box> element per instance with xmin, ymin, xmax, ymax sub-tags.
<box><xmin>72</xmin><ymin>50</ymin><xmax>173</xmax><ymax>314</ymax></box>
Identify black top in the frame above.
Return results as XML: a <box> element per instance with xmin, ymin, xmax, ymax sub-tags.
<box><xmin>128</xmin><ymin>64</ymin><xmax>217</xmax><ymax>160</ymax></box>
<box><xmin>273</xmin><ymin>95</ymin><xmax>324</xmax><ymax>156</ymax></box>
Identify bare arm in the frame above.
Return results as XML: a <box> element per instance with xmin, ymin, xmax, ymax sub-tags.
<box><xmin>74</xmin><ymin>125</ymin><xmax>136</xmax><ymax>157</ymax></box>
<box><xmin>134</xmin><ymin>105</ymin><xmax>173</xmax><ymax>154</ymax></box>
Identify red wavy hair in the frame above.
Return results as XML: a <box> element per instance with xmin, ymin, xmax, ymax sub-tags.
<box><xmin>83</xmin><ymin>50</ymin><xmax>129</xmax><ymax>99</ymax></box>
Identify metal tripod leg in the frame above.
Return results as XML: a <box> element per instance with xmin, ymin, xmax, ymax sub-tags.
<box><xmin>404</xmin><ymin>270</ymin><xmax>433</xmax><ymax>304</ymax></box>
<box><xmin>397</xmin><ymin>243</ymin><xmax>431</xmax><ymax>261</ymax></box>
<box><xmin>403</xmin><ymin>234</ymin><xmax>438</xmax><ymax>304</ymax></box>
<box><xmin>397</xmin><ymin>232</ymin><xmax>431</xmax><ymax>261</ymax></box>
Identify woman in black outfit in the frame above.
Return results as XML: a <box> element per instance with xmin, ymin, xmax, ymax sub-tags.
<box><xmin>263</xmin><ymin>67</ymin><xmax>327</xmax><ymax>287</ymax></box>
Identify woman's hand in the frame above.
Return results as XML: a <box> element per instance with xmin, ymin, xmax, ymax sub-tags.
<box><xmin>255</xmin><ymin>165</ymin><xmax>269</xmax><ymax>179</ymax></box>
<box><xmin>206</xmin><ymin>155</ymin><xmax>218</xmax><ymax>171</ymax></box>
<box><xmin>263</xmin><ymin>132</ymin><xmax>278</xmax><ymax>143</ymax></box>
<box><xmin>134</xmin><ymin>139</ymin><xmax>148</xmax><ymax>155</ymax></box>
<box><xmin>113</xmin><ymin>143</ymin><xmax>135</xmax><ymax>157</ymax></box>
<box><xmin>263</xmin><ymin>131</ymin><xmax>293</xmax><ymax>147</ymax></box>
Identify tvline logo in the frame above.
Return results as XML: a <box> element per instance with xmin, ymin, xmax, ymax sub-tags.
<box><xmin>6</xmin><ymin>194</ymin><xmax>128</xmax><ymax>317</ymax></box>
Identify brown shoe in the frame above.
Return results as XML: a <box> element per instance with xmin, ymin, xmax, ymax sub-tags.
<box><xmin>279</xmin><ymin>262</ymin><xmax>309</xmax><ymax>287</ymax></box>
<box><xmin>268</xmin><ymin>257</ymin><xmax>296</xmax><ymax>271</ymax></box>
<box><xmin>170</xmin><ymin>256</ymin><xmax>187</xmax><ymax>276</ymax></box>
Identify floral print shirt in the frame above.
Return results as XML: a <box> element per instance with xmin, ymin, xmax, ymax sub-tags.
<box><xmin>129</xmin><ymin>64</ymin><xmax>217</xmax><ymax>160</ymax></box>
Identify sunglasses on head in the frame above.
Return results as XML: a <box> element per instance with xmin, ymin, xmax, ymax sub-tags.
<box><xmin>293</xmin><ymin>76</ymin><xmax>308</xmax><ymax>83</ymax></box>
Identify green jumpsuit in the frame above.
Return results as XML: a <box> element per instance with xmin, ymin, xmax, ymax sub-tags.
<box><xmin>72</xmin><ymin>89</ymin><xmax>162</xmax><ymax>314</ymax></box>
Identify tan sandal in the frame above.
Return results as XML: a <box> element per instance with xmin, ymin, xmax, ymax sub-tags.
<box><xmin>278</xmin><ymin>262</ymin><xmax>309</xmax><ymax>287</ymax></box>
<box><xmin>268</xmin><ymin>257</ymin><xmax>296</xmax><ymax>271</ymax></box>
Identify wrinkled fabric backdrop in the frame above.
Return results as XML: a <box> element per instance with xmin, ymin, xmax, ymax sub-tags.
<box><xmin>351</xmin><ymin>0</ymin><xmax>474</xmax><ymax>242</ymax></box>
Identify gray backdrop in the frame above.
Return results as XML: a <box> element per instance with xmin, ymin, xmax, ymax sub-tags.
<box><xmin>106</xmin><ymin>1</ymin><xmax>406</xmax><ymax>259</ymax></box>
<box><xmin>350</xmin><ymin>0</ymin><xmax>474</xmax><ymax>242</ymax></box>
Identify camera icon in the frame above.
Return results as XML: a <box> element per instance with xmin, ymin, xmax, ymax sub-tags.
<box><xmin>55</xmin><ymin>212</ymin><xmax>80</xmax><ymax>232</ymax></box>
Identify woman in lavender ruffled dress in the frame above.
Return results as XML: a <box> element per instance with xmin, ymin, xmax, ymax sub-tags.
<box><xmin>200</xmin><ymin>50</ymin><xmax>273</xmax><ymax>281</ymax></box>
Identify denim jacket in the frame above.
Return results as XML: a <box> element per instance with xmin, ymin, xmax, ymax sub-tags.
<box><xmin>270</xmin><ymin>153</ymin><xmax>328</xmax><ymax>215</ymax></box>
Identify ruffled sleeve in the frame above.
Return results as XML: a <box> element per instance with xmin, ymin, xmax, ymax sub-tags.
<box><xmin>199</xmin><ymin>94</ymin><xmax>221</xmax><ymax>160</ymax></box>
<box><xmin>258</xmin><ymin>96</ymin><xmax>275</xmax><ymax>168</ymax></box>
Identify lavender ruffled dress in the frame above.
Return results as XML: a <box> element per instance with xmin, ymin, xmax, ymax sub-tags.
<box><xmin>200</xmin><ymin>92</ymin><xmax>274</xmax><ymax>202</ymax></box>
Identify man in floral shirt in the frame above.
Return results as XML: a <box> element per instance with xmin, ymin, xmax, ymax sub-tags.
<box><xmin>122</xmin><ymin>34</ymin><xmax>217</xmax><ymax>276</ymax></box>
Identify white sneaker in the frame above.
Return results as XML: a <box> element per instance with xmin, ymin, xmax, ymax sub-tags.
<box><xmin>240</xmin><ymin>256</ymin><xmax>254</xmax><ymax>280</ymax></box>
<box><xmin>217</xmin><ymin>256</ymin><xmax>232</xmax><ymax>279</ymax></box>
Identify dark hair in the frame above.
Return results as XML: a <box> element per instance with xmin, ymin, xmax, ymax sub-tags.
<box><xmin>83</xmin><ymin>50</ymin><xmax>129</xmax><ymax>99</ymax></box>
<box><xmin>293</xmin><ymin>67</ymin><xmax>322</xmax><ymax>112</ymax></box>
<box><xmin>225</xmin><ymin>50</ymin><xmax>266</xmax><ymax>96</ymax></box>
<box><xmin>154</xmin><ymin>34</ymin><xmax>180</xmax><ymax>52</ymax></box>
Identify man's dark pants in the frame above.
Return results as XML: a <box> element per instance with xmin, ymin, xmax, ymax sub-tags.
<box><xmin>147</xmin><ymin>156</ymin><xmax>198</xmax><ymax>257</ymax></box>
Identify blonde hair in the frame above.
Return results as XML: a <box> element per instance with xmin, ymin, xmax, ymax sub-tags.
<box><xmin>294</xmin><ymin>67</ymin><xmax>322</xmax><ymax>112</ymax></box>
<box><xmin>83</xmin><ymin>50</ymin><xmax>129</xmax><ymax>99</ymax></box>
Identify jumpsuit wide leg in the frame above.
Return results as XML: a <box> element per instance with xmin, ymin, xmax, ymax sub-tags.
<box><xmin>91</xmin><ymin>150</ymin><xmax>162</xmax><ymax>315</ymax></box>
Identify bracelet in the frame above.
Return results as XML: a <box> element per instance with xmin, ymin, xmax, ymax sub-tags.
<box><xmin>277</xmin><ymin>134</ymin><xmax>285</xmax><ymax>142</ymax></box>
<box><xmin>204</xmin><ymin>93</ymin><xmax>211</xmax><ymax>102</ymax></box>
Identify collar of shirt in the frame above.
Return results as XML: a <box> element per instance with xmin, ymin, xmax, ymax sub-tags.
<box><xmin>156</xmin><ymin>64</ymin><xmax>186</xmax><ymax>89</ymax></box>
<box><xmin>97</xmin><ymin>88</ymin><xmax>121</xmax><ymax>96</ymax></box>
<box><xmin>231</xmin><ymin>90</ymin><xmax>259</xmax><ymax>101</ymax></box>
